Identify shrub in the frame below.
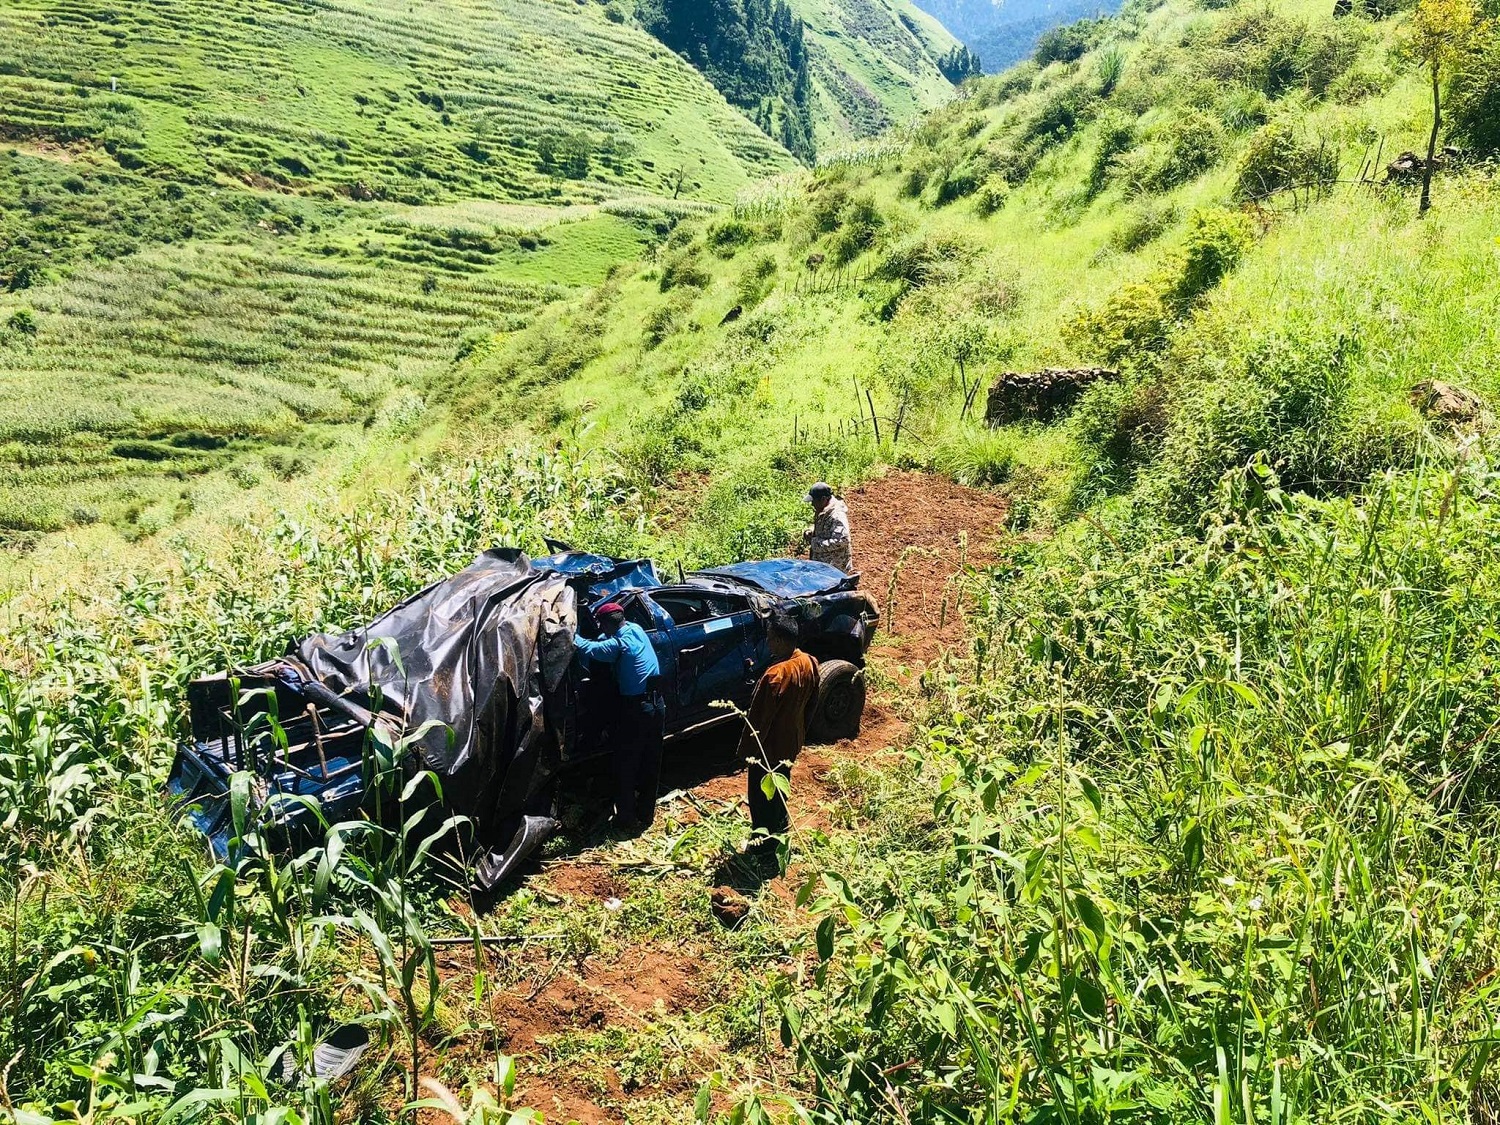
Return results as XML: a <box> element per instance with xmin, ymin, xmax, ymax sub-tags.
<box><xmin>264</xmin><ymin>450</ymin><xmax>310</xmax><ymax>480</ymax></box>
<box><xmin>1232</xmin><ymin>122</ymin><xmax>1340</xmax><ymax>201</ymax></box>
<box><xmin>1119</xmin><ymin>109</ymin><xmax>1225</xmax><ymax>194</ymax></box>
<box><xmin>1071</xmin><ymin>208</ymin><xmax>1255</xmax><ymax>362</ymax></box>
<box><xmin>898</xmin><ymin>164</ymin><xmax>929</xmax><ymax>198</ymax></box>
<box><xmin>1065</xmin><ymin>280</ymin><xmax>1173</xmax><ymax>364</ymax></box>
<box><xmin>808</xmin><ymin>183</ymin><xmax>852</xmax><ymax>232</ymax></box>
<box><xmin>1154</xmin><ymin>330</ymin><xmax>1372</xmax><ymax>503</ymax></box>
<box><xmin>1087</xmin><ymin>110</ymin><xmax>1137</xmax><ymax>196</ymax></box>
<box><xmin>706</xmin><ymin>218</ymin><xmax>755</xmax><ymax>258</ymax></box>
<box><xmin>168</xmin><ymin>431</ymin><xmax>229</xmax><ymax>450</ymax></box>
<box><xmin>876</xmin><ymin>233</ymin><xmax>969</xmax><ymax>289</ymax></box>
<box><xmin>1171</xmin><ymin>207</ymin><xmax>1257</xmax><ymax>303</ymax></box>
<box><xmin>931</xmin><ymin>429</ymin><xmax>1020</xmax><ymax>486</ymax></box>
<box><xmin>1096</xmin><ymin>44</ymin><xmax>1126</xmax><ymax>94</ymax></box>
<box><xmin>643</xmin><ymin>300</ymin><xmax>686</xmax><ymax>348</ymax></box>
<box><xmin>1109</xmin><ymin>200</ymin><xmax>1178</xmax><ymax>251</ymax></box>
<box><xmin>1217</xmin><ymin>86</ymin><xmax>1271</xmax><ymax>132</ymax></box>
<box><xmin>229</xmin><ymin>463</ymin><xmax>262</xmax><ymax>489</ymax></box>
<box><xmin>6</xmin><ymin>308</ymin><xmax>37</xmax><ymax>336</ymax></box>
<box><xmin>829</xmin><ymin>194</ymin><xmax>884</xmax><ymax>264</ymax></box>
<box><xmin>1449</xmin><ymin>30</ymin><xmax>1500</xmax><ymax>154</ymax></box>
<box><xmin>659</xmin><ymin>250</ymin><xmax>710</xmax><ymax>292</ymax></box>
<box><xmin>974</xmin><ymin>179</ymin><xmax>1008</xmax><ymax>217</ymax></box>
<box><xmin>1022</xmin><ymin>85</ymin><xmax>1097</xmax><ymax>146</ymax></box>
<box><xmin>1036</xmin><ymin>18</ymin><xmax>1104</xmax><ymax>65</ymax></box>
<box><xmin>736</xmin><ymin>254</ymin><xmax>778</xmax><ymax>308</ymax></box>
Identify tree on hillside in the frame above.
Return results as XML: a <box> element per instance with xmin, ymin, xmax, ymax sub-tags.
<box><xmin>1406</xmin><ymin>0</ymin><xmax>1483</xmax><ymax>214</ymax></box>
<box><xmin>637</xmin><ymin>0</ymin><xmax>816</xmax><ymax>162</ymax></box>
<box><xmin>937</xmin><ymin>45</ymin><xmax>984</xmax><ymax>84</ymax></box>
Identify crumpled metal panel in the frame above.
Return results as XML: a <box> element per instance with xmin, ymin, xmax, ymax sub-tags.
<box><xmin>284</xmin><ymin>548</ymin><xmax>576</xmax><ymax>822</ymax></box>
<box><xmin>533</xmin><ymin>551</ymin><xmax>662</xmax><ymax>603</ymax></box>
<box><xmin>696</xmin><ymin>558</ymin><xmax>854</xmax><ymax>599</ymax></box>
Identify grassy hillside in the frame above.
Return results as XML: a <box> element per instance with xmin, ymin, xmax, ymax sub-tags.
<box><xmin>449</xmin><ymin>0</ymin><xmax>1497</xmax><ymax>543</ymax></box>
<box><xmin>0</xmin><ymin>0</ymin><xmax>793</xmax><ymax>539</ymax></box>
<box><xmin>7</xmin><ymin>0</ymin><xmax>1500</xmax><ymax>1118</ymax></box>
<box><xmin>0</xmin><ymin>0</ymin><xmax>793</xmax><ymax>203</ymax></box>
<box><xmin>792</xmin><ymin>0</ymin><xmax>965</xmax><ymax>145</ymax></box>
<box><xmin>0</xmin><ymin>186</ymin><xmax>691</xmax><ymax>537</ymax></box>
<box><xmin>423</xmin><ymin>6</ymin><xmax>1500</xmax><ymax>1112</ymax></box>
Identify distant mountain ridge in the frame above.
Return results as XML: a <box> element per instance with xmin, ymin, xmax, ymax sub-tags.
<box><xmin>912</xmin><ymin>0</ymin><xmax>1123</xmax><ymax>71</ymax></box>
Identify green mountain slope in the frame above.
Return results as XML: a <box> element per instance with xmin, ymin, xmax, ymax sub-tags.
<box><xmin>446</xmin><ymin>0</ymin><xmax>1499</xmax><ymax>560</ymax></box>
<box><xmin>0</xmin><ymin>0</ymin><xmax>793</xmax><ymax>536</ymax></box>
<box><xmin>0</xmin><ymin>0</ymin><xmax>793</xmax><ymax>202</ymax></box>
<box><xmin>790</xmin><ymin>0</ymin><xmax>965</xmax><ymax>144</ymax></box>
<box><xmin>10</xmin><ymin>0</ymin><xmax>1500</xmax><ymax>1116</ymax></box>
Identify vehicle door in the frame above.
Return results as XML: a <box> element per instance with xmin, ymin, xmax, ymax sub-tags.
<box><xmin>649</xmin><ymin>588</ymin><xmax>763</xmax><ymax>734</ymax></box>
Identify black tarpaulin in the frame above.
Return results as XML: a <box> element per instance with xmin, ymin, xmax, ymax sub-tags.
<box><xmin>281</xmin><ymin>548</ymin><xmax>577</xmax><ymax>826</ymax></box>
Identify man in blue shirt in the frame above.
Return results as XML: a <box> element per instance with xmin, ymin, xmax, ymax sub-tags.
<box><xmin>574</xmin><ymin>601</ymin><xmax>664</xmax><ymax>831</ymax></box>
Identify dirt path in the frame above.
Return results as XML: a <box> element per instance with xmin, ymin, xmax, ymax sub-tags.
<box><xmin>420</xmin><ymin>471</ymin><xmax>1010</xmax><ymax>1124</ymax></box>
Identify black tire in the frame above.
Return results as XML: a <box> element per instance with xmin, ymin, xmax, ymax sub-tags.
<box><xmin>808</xmin><ymin>659</ymin><xmax>866</xmax><ymax>743</ymax></box>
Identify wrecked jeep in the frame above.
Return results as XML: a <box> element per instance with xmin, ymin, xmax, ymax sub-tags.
<box><xmin>168</xmin><ymin>547</ymin><xmax>879</xmax><ymax>888</ymax></box>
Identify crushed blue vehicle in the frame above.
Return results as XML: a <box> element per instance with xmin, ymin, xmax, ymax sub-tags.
<box><xmin>168</xmin><ymin>545</ymin><xmax>879</xmax><ymax>888</ymax></box>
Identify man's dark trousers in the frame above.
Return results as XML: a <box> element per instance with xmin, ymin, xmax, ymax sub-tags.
<box><xmin>749</xmin><ymin>758</ymin><xmax>794</xmax><ymax>837</ymax></box>
<box><xmin>614</xmin><ymin>693</ymin><xmax>665</xmax><ymax>827</ymax></box>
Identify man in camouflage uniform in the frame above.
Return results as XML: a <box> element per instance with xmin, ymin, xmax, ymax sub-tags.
<box><xmin>803</xmin><ymin>482</ymin><xmax>852</xmax><ymax>573</ymax></box>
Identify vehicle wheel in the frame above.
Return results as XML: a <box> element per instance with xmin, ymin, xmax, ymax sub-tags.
<box><xmin>809</xmin><ymin>659</ymin><xmax>866</xmax><ymax>743</ymax></box>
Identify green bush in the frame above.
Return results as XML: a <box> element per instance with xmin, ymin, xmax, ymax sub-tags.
<box><xmin>1068</xmin><ymin>375</ymin><xmax>1168</xmax><ymax>498</ymax></box>
<box><xmin>1035</xmin><ymin>18</ymin><xmax>1107</xmax><ymax>65</ymax></box>
<box><xmin>659</xmin><ymin>249</ymin><xmax>711</xmax><ymax>292</ymax></box>
<box><xmin>974</xmin><ymin>179</ymin><xmax>1008</xmax><ymax>217</ymax></box>
<box><xmin>898</xmin><ymin>163</ymin><xmax>929</xmax><ymax>199</ymax></box>
<box><xmin>1232</xmin><ymin>121</ymin><xmax>1340</xmax><ymax>201</ymax></box>
<box><xmin>736</xmin><ymin>254</ymin><xmax>778</xmax><ymax>307</ymax></box>
<box><xmin>1065</xmin><ymin>279</ymin><xmax>1173</xmax><ymax>364</ymax></box>
<box><xmin>931</xmin><ymin>428</ymin><xmax>1020</xmax><ymax>486</ymax></box>
<box><xmin>706</xmin><ymin>218</ymin><xmax>755</xmax><ymax>258</ymax></box>
<box><xmin>5</xmin><ymin>308</ymin><xmax>37</xmax><ymax>337</ymax></box>
<box><xmin>784</xmin><ymin>459</ymin><xmax>1500</xmax><ymax>1120</ymax></box>
<box><xmin>1087</xmin><ymin>110</ymin><xmax>1136</xmax><ymax>196</ymax></box>
<box><xmin>1449</xmin><ymin>30</ymin><xmax>1500</xmax><ymax>155</ymax></box>
<box><xmin>1118</xmin><ymin>109</ymin><xmax>1225</xmax><ymax>194</ymax></box>
<box><xmin>1171</xmin><ymin>206</ymin><xmax>1257</xmax><ymax>303</ymax></box>
<box><xmin>1154</xmin><ymin>329</ymin><xmax>1367</xmax><ymax>503</ymax></box>
<box><xmin>1071</xmin><ymin>208</ymin><xmax>1255</xmax><ymax>363</ymax></box>
<box><xmin>829</xmin><ymin>193</ymin><xmax>884</xmax><ymax>264</ymax></box>
<box><xmin>875</xmin><ymin>233</ymin><xmax>970</xmax><ymax>290</ymax></box>
<box><xmin>1217</xmin><ymin>86</ymin><xmax>1271</xmax><ymax>132</ymax></box>
<box><xmin>643</xmin><ymin>298</ymin><xmax>688</xmax><ymax>348</ymax></box>
<box><xmin>264</xmin><ymin>449</ymin><xmax>311</xmax><ymax>479</ymax></box>
<box><xmin>1109</xmin><ymin>200</ymin><xmax>1178</xmax><ymax>250</ymax></box>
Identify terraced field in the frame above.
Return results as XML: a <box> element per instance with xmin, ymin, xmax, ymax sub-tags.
<box><xmin>0</xmin><ymin>0</ymin><xmax>795</xmax><ymax>204</ymax></box>
<box><xmin>0</xmin><ymin>0</ymin><xmax>790</xmax><ymax>541</ymax></box>
<box><xmin>0</xmin><ymin>204</ymin><xmax>656</xmax><ymax>535</ymax></box>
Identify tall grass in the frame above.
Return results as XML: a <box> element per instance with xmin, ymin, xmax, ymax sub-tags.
<box><xmin>778</xmin><ymin>453</ymin><xmax>1500</xmax><ymax>1122</ymax></box>
<box><xmin>0</xmin><ymin>446</ymin><xmax>648</xmax><ymax>1117</ymax></box>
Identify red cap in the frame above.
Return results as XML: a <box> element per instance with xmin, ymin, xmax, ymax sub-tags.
<box><xmin>596</xmin><ymin>602</ymin><xmax>625</xmax><ymax>616</ymax></box>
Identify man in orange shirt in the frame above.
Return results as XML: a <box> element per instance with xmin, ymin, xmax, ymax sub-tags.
<box><xmin>739</xmin><ymin>614</ymin><xmax>820</xmax><ymax>845</ymax></box>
